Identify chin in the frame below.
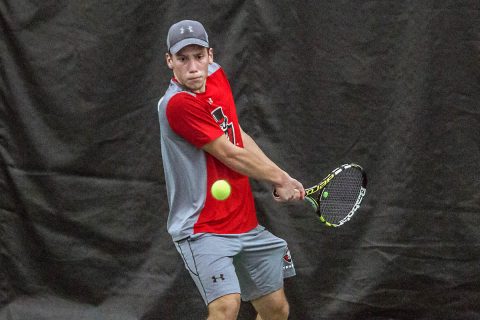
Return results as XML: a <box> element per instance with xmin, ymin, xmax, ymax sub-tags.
<box><xmin>186</xmin><ymin>81</ymin><xmax>205</xmax><ymax>92</ymax></box>
<box><xmin>185</xmin><ymin>85</ymin><xmax>202</xmax><ymax>92</ymax></box>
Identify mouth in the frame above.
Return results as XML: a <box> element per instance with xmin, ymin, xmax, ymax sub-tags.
<box><xmin>188</xmin><ymin>76</ymin><xmax>203</xmax><ymax>82</ymax></box>
<box><xmin>181</xmin><ymin>75</ymin><xmax>205</xmax><ymax>92</ymax></box>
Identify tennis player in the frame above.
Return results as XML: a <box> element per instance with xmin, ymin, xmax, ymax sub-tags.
<box><xmin>157</xmin><ymin>19</ymin><xmax>305</xmax><ymax>320</ymax></box>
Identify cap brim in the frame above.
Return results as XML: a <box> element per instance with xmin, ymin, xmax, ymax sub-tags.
<box><xmin>169</xmin><ymin>38</ymin><xmax>209</xmax><ymax>54</ymax></box>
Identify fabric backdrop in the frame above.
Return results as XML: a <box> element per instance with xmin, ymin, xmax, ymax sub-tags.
<box><xmin>1</xmin><ymin>1</ymin><xmax>479</xmax><ymax>319</ymax></box>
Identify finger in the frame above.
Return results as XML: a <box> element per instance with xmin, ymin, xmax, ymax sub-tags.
<box><xmin>299</xmin><ymin>187</ymin><xmax>305</xmax><ymax>199</ymax></box>
<box><xmin>293</xmin><ymin>189</ymin><xmax>301</xmax><ymax>200</ymax></box>
<box><xmin>272</xmin><ymin>189</ymin><xmax>280</xmax><ymax>199</ymax></box>
<box><xmin>272</xmin><ymin>189</ymin><xmax>286</xmax><ymax>202</ymax></box>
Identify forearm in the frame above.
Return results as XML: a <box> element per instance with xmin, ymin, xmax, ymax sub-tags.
<box><xmin>203</xmin><ymin>135</ymin><xmax>288</xmax><ymax>186</ymax></box>
<box><xmin>203</xmin><ymin>132</ymin><xmax>304</xmax><ymax>201</ymax></box>
<box><xmin>241</xmin><ymin>130</ymin><xmax>281</xmax><ymax>171</ymax></box>
<box><xmin>224</xmin><ymin>148</ymin><xmax>288</xmax><ymax>186</ymax></box>
<box><xmin>240</xmin><ymin>130</ymin><xmax>305</xmax><ymax>200</ymax></box>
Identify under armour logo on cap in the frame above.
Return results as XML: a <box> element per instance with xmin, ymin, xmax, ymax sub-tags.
<box><xmin>179</xmin><ymin>26</ymin><xmax>194</xmax><ymax>34</ymax></box>
<box><xmin>167</xmin><ymin>20</ymin><xmax>209</xmax><ymax>54</ymax></box>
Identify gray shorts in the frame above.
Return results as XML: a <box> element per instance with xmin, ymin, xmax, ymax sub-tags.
<box><xmin>174</xmin><ymin>225</ymin><xmax>296</xmax><ymax>305</ymax></box>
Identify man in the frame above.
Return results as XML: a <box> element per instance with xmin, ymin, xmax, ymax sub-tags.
<box><xmin>157</xmin><ymin>19</ymin><xmax>305</xmax><ymax>320</ymax></box>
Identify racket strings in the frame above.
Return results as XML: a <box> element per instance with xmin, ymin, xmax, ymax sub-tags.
<box><xmin>319</xmin><ymin>169</ymin><xmax>364</xmax><ymax>225</ymax></box>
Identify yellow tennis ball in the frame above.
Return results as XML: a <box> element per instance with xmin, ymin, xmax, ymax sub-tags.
<box><xmin>211</xmin><ymin>180</ymin><xmax>231</xmax><ymax>200</ymax></box>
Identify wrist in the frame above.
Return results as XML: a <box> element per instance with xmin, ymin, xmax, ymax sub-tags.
<box><xmin>272</xmin><ymin>170</ymin><xmax>290</xmax><ymax>188</ymax></box>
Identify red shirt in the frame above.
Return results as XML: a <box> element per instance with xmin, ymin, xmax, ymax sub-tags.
<box><xmin>165</xmin><ymin>66</ymin><xmax>258</xmax><ymax>235</ymax></box>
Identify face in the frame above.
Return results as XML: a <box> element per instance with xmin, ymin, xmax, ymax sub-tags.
<box><xmin>166</xmin><ymin>45</ymin><xmax>213</xmax><ymax>93</ymax></box>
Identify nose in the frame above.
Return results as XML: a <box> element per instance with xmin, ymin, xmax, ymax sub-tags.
<box><xmin>186</xmin><ymin>59</ymin><xmax>199</xmax><ymax>73</ymax></box>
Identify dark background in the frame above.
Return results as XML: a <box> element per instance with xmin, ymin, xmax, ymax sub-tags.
<box><xmin>1</xmin><ymin>1</ymin><xmax>479</xmax><ymax>319</ymax></box>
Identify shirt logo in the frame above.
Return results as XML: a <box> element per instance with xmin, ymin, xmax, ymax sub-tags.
<box><xmin>211</xmin><ymin>107</ymin><xmax>235</xmax><ymax>145</ymax></box>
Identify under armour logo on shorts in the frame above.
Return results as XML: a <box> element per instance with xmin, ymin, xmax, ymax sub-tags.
<box><xmin>212</xmin><ymin>274</ymin><xmax>225</xmax><ymax>283</ymax></box>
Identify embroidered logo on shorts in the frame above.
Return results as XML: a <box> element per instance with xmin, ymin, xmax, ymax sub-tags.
<box><xmin>283</xmin><ymin>248</ymin><xmax>294</xmax><ymax>271</ymax></box>
<box><xmin>283</xmin><ymin>248</ymin><xmax>292</xmax><ymax>263</ymax></box>
<box><xmin>212</xmin><ymin>274</ymin><xmax>225</xmax><ymax>283</ymax></box>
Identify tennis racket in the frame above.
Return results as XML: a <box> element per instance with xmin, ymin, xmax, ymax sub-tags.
<box><xmin>304</xmin><ymin>163</ymin><xmax>367</xmax><ymax>227</ymax></box>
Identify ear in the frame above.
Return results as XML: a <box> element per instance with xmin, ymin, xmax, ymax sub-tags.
<box><xmin>208</xmin><ymin>48</ymin><xmax>214</xmax><ymax>64</ymax></box>
<box><xmin>165</xmin><ymin>52</ymin><xmax>174</xmax><ymax>70</ymax></box>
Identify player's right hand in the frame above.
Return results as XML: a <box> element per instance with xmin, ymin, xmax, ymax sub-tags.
<box><xmin>273</xmin><ymin>176</ymin><xmax>305</xmax><ymax>202</ymax></box>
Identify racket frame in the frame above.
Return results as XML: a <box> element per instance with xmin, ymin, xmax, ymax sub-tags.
<box><xmin>305</xmin><ymin>163</ymin><xmax>367</xmax><ymax>227</ymax></box>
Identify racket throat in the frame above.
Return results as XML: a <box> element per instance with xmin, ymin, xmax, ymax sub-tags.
<box><xmin>305</xmin><ymin>196</ymin><xmax>319</xmax><ymax>211</ymax></box>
